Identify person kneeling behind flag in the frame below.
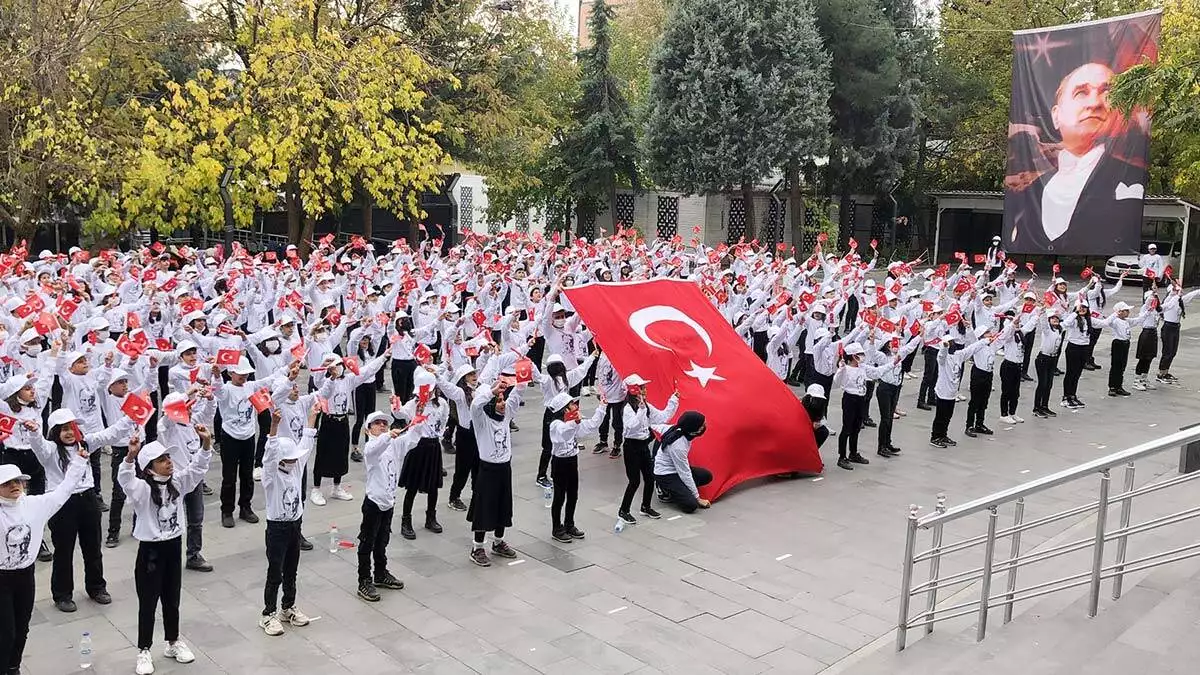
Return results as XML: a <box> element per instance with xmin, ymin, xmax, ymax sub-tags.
<box><xmin>652</xmin><ymin>412</ymin><xmax>712</xmax><ymax>514</ymax></box>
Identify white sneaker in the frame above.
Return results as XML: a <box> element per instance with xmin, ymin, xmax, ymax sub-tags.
<box><xmin>1132</xmin><ymin>381</ymin><xmax>1148</xmax><ymax>391</ymax></box>
<box><xmin>1144</xmin><ymin>379</ymin><xmax>1157</xmax><ymax>390</ymax></box>
<box><xmin>136</xmin><ymin>650</ymin><xmax>155</xmax><ymax>675</ymax></box>
<box><xmin>896</xmin><ymin>409</ymin><xmax>907</xmax><ymax>417</ymax></box>
<box><xmin>259</xmin><ymin>612</ymin><xmax>284</xmax><ymax>636</ymax></box>
<box><xmin>252</xmin><ymin>467</ymin><xmax>263</xmax><ymax>482</ymax></box>
<box><xmin>310</xmin><ymin>488</ymin><xmax>327</xmax><ymax>506</ymax></box>
<box><xmin>955</xmin><ymin>393</ymin><xmax>967</xmax><ymax>402</ymax></box>
<box><xmin>1011</xmin><ymin>415</ymin><xmax>1025</xmax><ymax>423</ymax></box>
<box><xmin>164</xmin><ymin>640</ymin><xmax>195</xmax><ymax>663</ymax></box>
<box><xmin>280</xmin><ymin>606</ymin><xmax>311</xmax><ymax>626</ymax></box>
<box><xmin>330</xmin><ymin>485</ymin><xmax>353</xmax><ymax>501</ymax></box>
<box><xmin>999</xmin><ymin>415</ymin><xmax>1015</xmax><ymax>425</ymax></box>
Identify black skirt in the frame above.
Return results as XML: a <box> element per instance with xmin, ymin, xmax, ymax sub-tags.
<box><xmin>468</xmin><ymin>460</ymin><xmax>513</xmax><ymax>532</ymax></box>
<box><xmin>314</xmin><ymin>415</ymin><xmax>350</xmax><ymax>478</ymax></box>
<box><xmin>1136</xmin><ymin>328</ymin><xmax>1158</xmax><ymax>360</ymax></box>
<box><xmin>398</xmin><ymin>437</ymin><xmax>444</xmax><ymax>493</ymax></box>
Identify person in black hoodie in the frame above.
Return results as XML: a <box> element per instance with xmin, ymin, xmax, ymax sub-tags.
<box><xmin>801</xmin><ymin>384</ymin><xmax>829</xmax><ymax>448</ymax></box>
<box><xmin>652</xmin><ymin>412</ymin><xmax>713</xmax><ymax>514</ymax></box>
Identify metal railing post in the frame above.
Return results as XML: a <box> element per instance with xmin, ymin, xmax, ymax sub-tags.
<box><xmin>1088</xmin><ymin>470</ymin><xmax>1112</xmax><ymax>617</ymax></box>
<box><xmin>1112</xmin><ymin>462</ymin><xmax>1137</xmax><ymax>600</ymax></box>
<box><xmin>976</xmin><ymin>506</ymin><xmax>999</xmax><ymax>641</ymax></box>
<box><xmin>896</xmin><ymin>504</ymin><xmax>920</xmax><ymax>652</ymax></box>
<box><xmin>924</xmin><ymin>493</ymin><xmax>947</xmax><ymax>635</ymax></box>
<box><xmin>1003</xmin><ymin>497</ymin><xmax>1025</xmax><ymax>624</ymax></box>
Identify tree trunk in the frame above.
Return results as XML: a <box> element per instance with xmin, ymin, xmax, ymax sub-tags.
<box><xmin>361</xmin><ymin>191</ymin><xmax>374</xmax><ymax>241</ymax></box>
<box><xmin>285</xmin><ymin>178</ymin><xmax>301</xmax><ymax>244</ymax></box>
<box><xmin>787</xmin><ymin>161</ymin><xmax>804</xmax><ymax>256</ymax></box>
<box><xmin>742</xmin><ymin>181</ymin><xmax>757</xmax><ymax>242</ymax></box>
<box><xmin>838</xmin><ymin>192</ymin><xmax>853</xmax><ymax>251</ymax></box>
<box><xmin>608</xmin><ymin>181</ymin><xmax>618</xmax><ymax>235</ymax></box>
<box><xmin>300</xmin><ymin>213</ymin><xmax>316</xmax><ymax>258</ymax></box>
<box><xmin>912</xmin><ymin>121</ymin><xmax>929</xmax><ymax>251</ymax></box>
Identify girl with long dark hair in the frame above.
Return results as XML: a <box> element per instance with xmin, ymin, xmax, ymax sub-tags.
<box><xmin>617</xmin><ymin>376</ymin><xmax>678</xmax><ymax>525</ymax></box>
<box><xmin>546</xmin><ymin>392</ymin><xmax>605</xmax><ymax>543</ymax></box>
<box><xmin>1059</xmin><ymin>302</ymin><xmax>1094</xmax><ymax>409</ymax></box>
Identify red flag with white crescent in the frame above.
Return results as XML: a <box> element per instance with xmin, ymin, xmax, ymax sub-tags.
<box><xmin>564</xmin><ymin>279</ymin><xmax>822</xmax><ymax>499</ymax></box>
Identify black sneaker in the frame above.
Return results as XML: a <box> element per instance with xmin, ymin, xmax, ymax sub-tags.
<box><xmin>357</xmin><ymin>580</ymin><xmax>380</xmax><ymax>602</ymax></box>
<box><xmin>552</xmin><ymin>528</ymin><xmax>573</xmax><ymax>543</ymax></box>
<box><xmin>221</xmin><ymin>514</ymin><xmax>235</xmax><ymax>528</ymax></box>
<box><xmin>593</xmin><ymin>442</ymin><xmax>608</xmax><ymax>454</ymax></box>
<box><xmin>863</xmin><ymin>418</ymin><xmax>877</xmax><ymax>428</ymax></box>
<box><xmin>877</xmin><ymin>449</ymin><xmax>896</xmax><ymax>458</ymax></box>
<box><xmin>201</xmin><ymin>483</ymin><xmax>214</xmax><ymax>496</ymax></box>
<box><xmin>849</xmin><ymin>454</ymin><xmax>870</xmax><ymax>465</ymax></box>
<box><xmin>54</xmin><ymin>599</ymin><xmax>77</xmax><ymax>613</ymax></box>
<box><xmin>1108</xmin><ymin>389</ymin><xmax>1120</xmax><ymax>397</ymax></box>
<box><xmin>964</xmin><ymin>427</ymin><xmax>978</xmax><ymax>438</ymax></box>
<box><xmin>299</xmin><ymin>535</ymin><xmax>314</xmax><ymax>551</ymax></box>
<box><xmin>350</xmin><ymin>449</ymin><xmax>364</xmax><ymax>463</ymax></box>
<box><xmin>942</xmin><ymin>437</ymin><xmax>958</xmax><ymax>446</ymax></box>
<box><xmin>374</xmin><ymin>572</ymin><xmax>405</xmax><ymax>590</ymax></box>
<box><xmin>639</xmin><ymin>506</ymin><xmax>662</xmax><ymax>520</ymax></box>
<box><xmin>1021</xmin><ymin>374</ymin><xmax>1035</xmax><ymax>382</ymax></box>
<box><xmin>609</xmin><ymin>447</ymin><xmax>621</xmax><ymax>458</ymax></box>
<box><xmin>442</xmin><ymin>439</ymin><xmax>456</xmax><ymax>454</ymax></box>
<box><xmin>491</xmin><ymin>541</ymin><xmax>518</xmax><ymax>559</ymax></box>
<box><xmin>888</xmin><ymin>445</ymin><xmax>902</xmax><ymax>454</ymax></box>
<box><xmin>837</xmin><ymin>458</ymin><xmax>854</xmax><ymax>470</ymax></box>
<box><xmin>90</xmin><ymin>590</ymin><xmax>112</xmax><ymax>605</ymax></box>
<box><xmin>186</xmin><ymin>555</ymin><xmax>213</xmax><ymax>572</ymax></box>
<box><xmin>1072</xmin><ymin>397</ymin><xmax>1086</xmax><ymax>408</ymax></box>
<box><xmin>1043</xmin><ymin>408</ymin><xmax>1057</xmax><ymax>417</ymax></box>
<box><xmin>1116</xmin><ymin>388</ymin><xmax>1132</xmax><ymax>397</ymax></box>
<box><xmin>239</xmin><ymin>508</ymin><xmax>260</xmax><ymax>524</ymax></box>
<box><xmin>930</xmin><ymin>439</ymin><xmax>947</xmax><ymax>448</ymax></box>
<box><xmin>916</xmin><ymin>403</ymin><xmax>932</xmax><ymax>411</ymax></box>
<box><xmin>37</xmin><ymin>542</ymin><xmax>52</xmax><ymax>562</ymax></box>
<box><xmin>470</xmin><ymin>548</ymin><xmax>492</xmax><ymax>567</ymax></box>
<box><xmin>566</xmin><ymin>526</ymin><xmax>586</xmax><ymax>540</ymax></box>
<box><xmin>104</xmin><ymin>533</ymin><xmax>119</xmax><ymax>548</ymax></box>
<box><xmin>509</xmin><ymin>421</ymin><xmax>520</xmax><ymax>432</ymax></box>
<box><xmin>400</xmin><ymin>517</ymin><xmax>416</xmax><ymax>540</ymax></box>
<box><xmin>448</xmin><ymin>498</ymin><xmax>468</xmax><ymax>512</ymax></box>
<box><xmin>975</xmin><ymin>425</ymin><xmax>994</xmax><ymax>435</ymax></box>
<box><xmin>535</xmin><ymin>476</ymin><xmax>553</xmax><ymax>489</ymax></box>
<box><xmin>618</xmin><ymin>511</ymin><xmax>637</xmax><ymax>525</ymax></box>
<box><xmin>98</xmin><ymin>496</ymin><xmax>109</xmax><ymax>512</ymax></box>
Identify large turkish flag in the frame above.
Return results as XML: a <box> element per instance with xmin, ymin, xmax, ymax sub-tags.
<box><xmin>564</xmin><ymin>279</ymin><xmax>822</xmax><ymax>500</ymax></box>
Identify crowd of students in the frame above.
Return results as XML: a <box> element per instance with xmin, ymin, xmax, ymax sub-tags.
<box><xmin>0</xmin><ymin>230</ymin><xmax>1193</xmax><ymax>674</ymax></box>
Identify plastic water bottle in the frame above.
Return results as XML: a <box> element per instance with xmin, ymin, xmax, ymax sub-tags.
<box><xmin>79</xmin><ymin>632</ymin><xmax>93</xmax><ymax>668</ymax></box>
<box><xmin>613</xmin><ymin>517</ymin><xmax>625</xmax><ymax>534</ymax></box>
<box><xmin>329</xmin><ymin>524</ymin><xmax>339</xmax><ymax>553</ymax></box>
<box><xmin>543</xmin><ymin>485</ymin><xmax>552</xmax><ymax>508</ymax></box>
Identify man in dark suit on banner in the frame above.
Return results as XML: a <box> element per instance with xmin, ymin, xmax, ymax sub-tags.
<box><xmin>1007</xmin><ymin>63</ymin><xmax>1147</xmax><ymax>254</ymax></box>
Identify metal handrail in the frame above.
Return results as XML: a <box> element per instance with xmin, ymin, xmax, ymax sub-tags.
<box><xmin>917</xmin><ymin>427</ymin><xmax>1200</xmax><ymax>528</ymax></box>
<box><xmin>896</xmin><ymin>426</ymin><xmax>1200</xmax><ymax>652</ymax></box>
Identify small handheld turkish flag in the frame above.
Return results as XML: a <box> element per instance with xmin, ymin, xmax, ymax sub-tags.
<box><xmin>23</xmin><ymin>294</ymin><xmax>45</xmax><ymax>314</ymax></box>
<box><xmin>1025</xmin><ymin>262</ymin><xmax>1036</xmax><ymax>273</ymax></box>
<box><xmin>563</xmin><ymin>279</ymin><xmax>821</xmax><ymax>500</ymax></box>
<box><xmin>249</xmin><ymin>388</ymin><xmax>272</xmax><ymax>413</ymax></box>
<box><xmin>163</xmin><ymin>398</ymin><xmax>191</xmax><ymax>424</ymax></box>
<box><xmin>954</xmin><ymin>251</ymin><xmax>967</xmax><ymax>262</ymax></box>
<box><xmin>1022</xmin><ymin>301</ymin><xmax>1036</xmax><ymax>314</ymax></box>
<box><xmin>215</xmin><ymin>349</ymin><xmax>241</xmax><ymax>366</ymax></box>
<box><xmin>848</xmin><ymin>237</ymin><xmax>858</xmax><ymax>249</ymax></box>
<box><xmin>0</xmin><ymin>413</ymin><xmax>17</xmax><ymax>443</ymax></box>
<box><xmin>973</xmin><ymin>254</ymin><xmax>986</xmax><ymax>264</ymax></box>
<box><xmin>1164</xmin><ymin>265</ymin><xmax>1175</xmax><ymax>279</ymax></box>
<box><xmin>155</xmin><ymin>338</ymin><xmax>172</xmax><ymax>352</ymax></box>
<box><xmin>1145</xmin><ymin>269</ymin><xmax>1156</xmax><ymax>280</ymax></box>
<box><xmin>33</xmin><ymin>312</ymin><xmax>57</xmax><ymax>336</ymax></box>
<box><xmin>472</xmin><ymin>309</ymin><xmax>487</xmax><ymax>327</ymax></box>
<box><xmin>953</xmin><ymin>278</ymin><xmax>972</xmax><ymax>295</ymax></box>
<box><xmin>343</xmin><ymin>356</ymin><xmax>361</xmax><ymax>376</ymax></box>
<box><xmin>514</xmin><ymin>357</ymin><xmax>533</xmax><ymax>383</ymax></box>
<box><xmin>116</xmin><ymin>334</ymin><xmax>144</xmax><ymax>358</ymax></box>
<box><xmin>878</xmin><ymin>318</ymin><xmax>897</xmax><ymax>334</ymax></box>
<box><xmin>1044</xmin><ymin>291</ymin><xmax>1058</xmax><ymax>306</ymax></box>
<box><xmin>1053</xmin><ymin>263</ymin><xmax>1061</xmax><ymax>275</ymax></box>
<box><xmin>414</xmin><ymin>344</ymin><xmax>432</xmax><ymax>365</ymax></box>
<box><xmin>909</xmin><ymin>319</ymin><xmax>922</xmax><ymax>337</ymax></box>
<box><xmin>58</xmin><ymin>298</ymin><xmax>80</xmax><ymax>322</ymax></box>
<box><xmin>290</xmin><ymin>341</ymin><xmax>307</xmax><ymax>362</ymax></box>
<box><xmin>1081</xmin><ymin>267</ymin><xmax>1093</xmax><ymax>280</ymax></box>
<box><xmin>12</xmin><ymin>301</ymin><xmax>36</xmax><ymax>320</ymax></box>
<box><xmin>121</xmin><ymin>392</ymin><xmax>154</xmax><ymax>426</ymax></box>
<box><xmin>390</xmin><ymin>395</ymin><xmax>403</xmax><ymax>413</ymax></box>
<box><xmin>127</xmin><ymin>312</ymin><xmax>141</xmax><ymax>329</ymax></box>
<box><xmin>945</xmin><ymin>309</ymin><xmax>962</xmax><ymax>325</ymax></box>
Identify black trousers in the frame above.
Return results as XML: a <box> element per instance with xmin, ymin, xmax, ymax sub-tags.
<box><xmin>358</xmin><ymin>499</ymin><xmax>393</xmax><ymax>582</ymax></box>
<box><xmin>931</xmin><ymin>397</ymin><xmax>956</xmax><ymax>441</ymax></box>
<box><xmin>401</xmin><ymin>486</ymin><xmax>437</xmax><ymax>519</ymax></box>
<box><xmin>1159</xmin><ymin>321</ymin><xmax>1181</xmax><ymax>371</ymax></box>
<box><xmin>0</xmin><ymin>566</ymin><xmax>34</xmax><ymax>672</ymax></box>
<box><xmin>999</xmin><ymin>361</ymin><xmax>1021</xmax><ymax>416</ymax></box>
<box><xmin>527</xmin><ymin>335</ymin><xmax>546</xmax><ymax>369</ymax></box>
<box><xmin>1034</xmin><ymin>353</ymin><xmax>1056</xmax><ymax>410</ymax></box>
<box><xmin>965</xmin><ymin>366</ymin><xmax>994</xmax><ymax>429</ymax></box>
<box><xmin>813</xmin><ymin>425</ymin><xmax>830</xmax><ymax>448</ymax></box>
<box><xmin>254</xmin><ymin>409</ymin><xmax>271</xmax><ymax>467</ymax></box>
<box><xmin>837</xmin><ymin>392</ymin><xmax>865</xmax><ymax>460</ymax></box>
<box><xmin>919</xmin><ymin>347</ymin><xmax>939</xmax><ymax>405</ymax></box>
<box><xmin>448</xmin><ymin>425</ymin><xmax>478</xmax><ymax>502</ymax></box>
<box><xmin>1062</xmin><ymin>343</ymin><xmax>1087</xmax><ymax>399</ymax></box>
<box><xmin>599</xmin><ymin>401</ymin><xmax>625</xmax><ymax>446</ymax></box>
<box><xmin>108</xmin><ymin>448</ymin><xmax>129</xmax><ymax>537</ymax></box>
<box><xmin>1109</xmin><ymin>339</ymin><xmax>1130</xmax><ymax>390</ymax></box>
<box><xmin>655</xmin><ymin>468</ymin><xmax>712</xmax><ymax>513</ymax></box>
<box><xmin>1086</xmin><ymin>327</ymin><xmax>1102</xmax><ymax>365</ymax></box>
<box><xmin>48</xmin><ymin>491</ymin><xmax>106</xmax><ymax>602</ymax></box>
<box><xmin>752</xmin><ymin>331</ymin><xmax>769</xmax><ymax>362</ymax></box>
<box><xmin>263</xmin><ymin>519</ymin><xmax>301</xmax><ymax>615</ymax></box>
<box><xmin>391</xmin><ymin>358</ymin><xmax>416</xmax><ymax>402</ymax></box>
<box><xmin>619</xmin><ymin>438</ymin><xmax>654</xmax><ymax>513</ymax></box>
<box><xmin>901</xmin><ymin>348</ymin><xmax>918</xmax><ymax>375</ymax></box>
<box><xmin>135</xmin><ymin>537</ymin><xmax>182</xmax><ymax>650</ymax></box>
<box><xmin>1020</xmin><ymin>331</ymin><xmax>1036</xmax><ymax>377</ymax></box>
<box><xmin>550</xmin><ymin>455</ymin><xmax>579</xmax><ymax>530</ymax></box>
<box><xmin>219</xmin><ymin>433</ymin><xmax>256</xmax><ymax>515</ymax></box>
<box><xmin>875</xmin><ymin>382</ymin><xmax>900</xmax><ymax>450</ymax></box>
<box><xmin>351</xmin><ymin>382</ymin><xmax>376</xmax><ymax>446</ymax></box>
<box><xmin>537</xmin><ymin>409</ymin><xmax>554</xmax><ymax>479</ymax></box>
<box><xmin>861</xmin><ymin>381</ymin><xmax>876</xmax><ymax>420</ymax></box>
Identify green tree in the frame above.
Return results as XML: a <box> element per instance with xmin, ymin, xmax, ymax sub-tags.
<box><xmin>645</xmin><ymin>0</ymin><xmax>832</xmax><ymax>240</ymax></box>
<box><xmin>560</xmin><ymin>0</ymin><xmax>641</xmax><ymax>233</ymax></box>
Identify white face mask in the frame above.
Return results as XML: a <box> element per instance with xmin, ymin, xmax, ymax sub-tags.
<box><xmin>23</xmin><ymin>344</ymin><xmax>41</xmax><ymax>355</ymax></box>
<box><xmin>147</xmin><ymin>470</ymin><xmax>170</xmax><ymax>483</ymax></box>
<box><xmin>552</xmin><ymin>318</ymin><xmax>566</xmax><ymax>329</ymax></box>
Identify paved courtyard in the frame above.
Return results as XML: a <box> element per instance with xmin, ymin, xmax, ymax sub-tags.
<box><xmin>24</xmin><ymin>286</ymin><xmax>1200</xmax><ymax>675</ymax></box>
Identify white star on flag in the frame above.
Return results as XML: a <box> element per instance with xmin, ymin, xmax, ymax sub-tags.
<box><xmin>684</xmin><ymin>361</ymin><xmax>725</xmax><ymax>387</ymax></box>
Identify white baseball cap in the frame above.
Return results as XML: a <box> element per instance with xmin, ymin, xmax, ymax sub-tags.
<box><xmin>47</xmin><ymin>409</ymin><xmax>78</xmax><ymax>428</ymax></box>
<box><xmin>137</xmin><ymin>441</ymin><xmax>171</xmax><ymax>471</ymax></box>
<box><xmin>805</xmin><ymin>384</ymin><xmax>826</xmax><ymax>399</ymax></box>
<box><xmin>452</xmin><ymin>364</ymin><xmax>475</xmax><ymax>383</ymax></box>
<box><xmin>547</xmin><ymin>392</ymin><xmax>575</xmax><ymax>412</ymax></box>
<box><xmin>230</xmin><ymin>359</ymin><xmax>256</xmax><ymax>375</ymax></box>
<box><xmin>366</xmin><ymin>411</ymin><xmax>391</xmax><ymax>427</ymax></box>
<box><xmin>0</xmin><ymin>465</ymin><xmax>32</xmax><ymax>484</ymax></box>
<box><xmin>622</xmin><ymin>374</ymin><xmax>650</xmax><ymax>387</ymax></box>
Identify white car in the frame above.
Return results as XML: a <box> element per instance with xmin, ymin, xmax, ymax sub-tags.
<box><xmin>1105</xmin><ymin>240</ymin><xmax>1181</xmax><ymax>282</ymax></box>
